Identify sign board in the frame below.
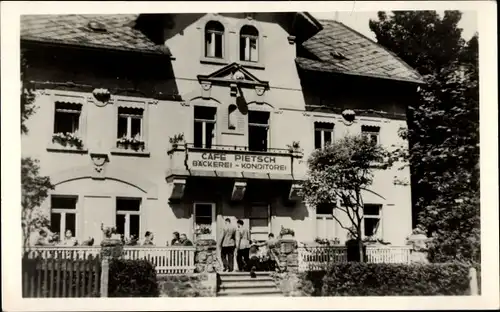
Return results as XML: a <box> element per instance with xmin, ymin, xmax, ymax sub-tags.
<box><xmin>188</xmin><ymin>151</ymin><xmax>291</xmax><ymax>175</ymax></box>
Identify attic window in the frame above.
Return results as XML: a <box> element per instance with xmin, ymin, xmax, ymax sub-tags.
<box><xmin>331</xmin><ymin>51</ymin><xmax>347</xmax><ymax>60</ymax></box>
<box><xmin>88</xmin><ymin>21</ymin><xmax>107</xmax><ymax>32</ymax></box>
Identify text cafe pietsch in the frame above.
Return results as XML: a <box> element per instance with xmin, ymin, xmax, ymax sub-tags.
<box><xmin>191</xmin><ymin>152</ymin><xmax>288</xmax><ymax>171</ymax></box>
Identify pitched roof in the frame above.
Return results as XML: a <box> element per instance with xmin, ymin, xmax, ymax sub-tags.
<box><xmin>297</xmin><ymin>19</ymin><xmax>423</xmax><ymax>83</ymax></box>
<box><xmin>21</xmin><ymin>14</ymin><xmax>170</xmax><ymax>55</ymax></box>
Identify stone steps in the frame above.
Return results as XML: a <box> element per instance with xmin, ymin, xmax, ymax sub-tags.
<box><xmin>217</xmin><ymin>272</ymin><xmax>283</xmax><ymax>297</ymax></box>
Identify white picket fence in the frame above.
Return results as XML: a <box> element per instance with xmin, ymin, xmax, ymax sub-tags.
<box><xmin>298</xmin><ymin>245</ymin><xmax>411</xmax><ymax>272</ymax></box>
<box><xmin>24</xmin><ymin>246</ymin><xmax>196</xmax><ymax>274</ymax></box>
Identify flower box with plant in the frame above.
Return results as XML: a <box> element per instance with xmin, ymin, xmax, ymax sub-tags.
<box><xmin>286</xmin><ymin>141</ymin><xmax>303</xmax><ymax>154</ymax></box>
<box><xmin>169</xmin><ymin>133</ymin><xmax>185</xmax><ymax>149</ymax></box>
<box><xmin>52</xmin><ymin>132</ymin><xmax>84</xmax><ymax>149</ymax></box>
<box><xmin>194</xmin><ymin>225</ymin><xmax>212</xmax><ymax>240</ymax></box>
<box><xmin>279</xmin><ymin>226</ymin><xmax>295</xmax><ymax>239</ymax></box>
<box><xmin>315</xmin><ymin>237</ymin><xmax>341</xmax><ymax>246</ymax></box>
<box><xmin>116</xmin><ymin>136</ymin><xmax>145</xmax><ymax>151</ymax></box>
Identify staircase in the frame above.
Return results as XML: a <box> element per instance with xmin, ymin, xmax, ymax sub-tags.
<box><xmin>217</xmin><ymin>272</ymin><xmax>283</xmax><ymax>297</ymax></box>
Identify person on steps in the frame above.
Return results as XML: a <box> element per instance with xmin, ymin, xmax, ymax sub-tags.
<box><xmin>219</xmin><ymin>218</ymin><xmax>236</xmax><ymax>272</ymax></box>
<box><xmin>236</xmin><ymin>219</ymin><xmax>250</xmax><ymax>272</ymax></box>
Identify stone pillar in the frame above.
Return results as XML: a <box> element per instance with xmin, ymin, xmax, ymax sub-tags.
<box><xmin>100</xmin><ymin>236</ymin><xmax>123</xmax><ymax>297</ymax></box>
<box><xmin>195</xmin><ymin>238</ymin><xmax>220</xmax><ymax>273</ymax></box>
<box><xmin>406</xmin><ymin>230</ymin><xmax>430</xmax><ymax>264</ymax></box>
<box><xmin>277</xmin><ymin>238</ymin><xmax>298</xmax><ymax>273</ymax></box>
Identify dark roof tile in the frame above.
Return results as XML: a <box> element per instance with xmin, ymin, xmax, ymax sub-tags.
<box><xmin>21</xmin><ymin>14</ymin><xmax>170</xmax><ymax>55</ymax></box>
<box><xmin>297</xmin><ymin>19</ymin><xmax>423</xmax><ymax>83</ymax></box>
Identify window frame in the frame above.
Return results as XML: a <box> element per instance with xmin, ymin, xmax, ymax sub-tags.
<box><xmin>50</xmin><ymin>195</ymin><xmax>78</xmax><ymax>239</ymax></box>
<box><xmin>239</xmin><ymin>25</ymin><xmax>259</xmax><ymax>63</ymax></box>
<box><xmin>53</xmin><ymin>103</ymin><xmax>82</xmax><ymax>135</ymax></box>
<box><xmin>193</xmin><ymin>202</ymin><xmax>216</xmax><ymax>241</ymax></box>
<box><xmin>199</xmin><ymin>17</ymin><xmax>229</xmax><ymax>65</ymax></box>
<box><xmin>314</xmin><ymin>122</ymin><xmax>335</xmax><ymax>149</ymax></box>
<box><xmin>115</xmin><ymin>197</ymin><xmax>142</xmax><ymax>239</ymax></box>
<box><xmin>362</xmin><ymin>204</ymin><xmax>383</xmax><ymax>239</ymax></box>
<box><xmin>117</xmin><ymin>107</ymin><xmax>144</xmax><ymax>141</ymax></box>
<box><xmin>361</xmin><ymin>125</ymin><xmax>381</xmax><ymax>146</ymax></box>
<box><xmin>193</xmin><ymin>106</ymin><xmax>217</xmax><ymax>148</ymax></box>
<box><xmin>315</xmin><ymin>203</ymin><xmax>336</xmax><ymax>240</ymax></box>
<box><xmin>248</xmin><ymin>110</ymin><xmax>270</xmax><ymax>152</ymax></box>
<box><xmin>204</xmin><ymin>21</ymin><xmax>225</xmax><ymax>59</ymax></box>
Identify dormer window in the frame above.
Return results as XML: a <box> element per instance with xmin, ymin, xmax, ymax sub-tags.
<box><xmin>205</xmin><ymin>21</ymin><xmax>224</xmax><ymax>58</ymax></box>
<box><xmin>239</xmin><ymin>25</ymin><xmax>259</xmax><ymax>62</ymax></box>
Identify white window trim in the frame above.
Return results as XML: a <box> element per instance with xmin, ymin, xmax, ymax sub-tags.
<box><xmin>362</xmin><ymin>205</ymin><xmax>383</xmax><ymax>239</ymax></box>
<box><xmin>194</xmin><ymin>106</ymin><xmax>217</xmax><ymax>148</ymax></box>
<box><xmin>111</xmin><ymin>97</ymin><xmax>150</xmax><ymax>155</ymax></box>
<box><xmin>46</xmin><ymin>90</ymin><xmax>89</xmax><ymax>152</ymax></box>
<box><xmin>248</xmin><ymin>111</ymin><xmax>271</xmax><ymax>151</ymax></box>
<box><xmin>315</xmin><ymin>125</ymin><xmax>334</xmax><ymax>149</ymax></box>
<box><xmin>198</xmin><ymin>16</ymin><xmax>230</xmax><ymax>65</ymax></box>
<box><xmin>235</xmin><ymin>19</ymin><xmax>266</xmax><ymax>69</ymax></box>
<box><xmin>118</xmin><ymin>110</ymin><xmax>144</xmax><ymax>141</ymax></box>
<box><xmin>116</xmin><ymin>198</ymin><xmax>142</xmax><ymax>239</ymax></box>
<box><xmin>50</xmin><ymin>195</ymin><xmax>79</xmax><ymax>238</ymax></box>
<box><xmin>193</xmin><ymin>202</ymin><xmax>217</xmax><ymax>241</ymax></box>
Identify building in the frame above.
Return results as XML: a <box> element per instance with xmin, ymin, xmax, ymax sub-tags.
<box><xmin>21</xmin><ymin>13</ymin><xmax>422</xmax><ymax>247</ymax></box>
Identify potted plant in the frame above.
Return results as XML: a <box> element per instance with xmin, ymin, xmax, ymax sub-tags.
<box><xmin>286</xmin><ymin>141</ymin><xmax>302</xmax><ymax>154</ymax></box>
<box><xmin>169</xmin><ymin>133</ymin><xmax>185</xmax><ymax>149</ymax></box>
<box><xmin>195</xmin><ymin>225</ymin><xmax>212</xmax><ymax>241</ymax></box>
<box><xmin>129</xmin><ymin>137</ymin><xmax>145</xmax><ymax>151</ymax></box>
<box><xmin>52</xmin><ymin>132</ymin><xmax>83</xmax><ymax>149</ymax></box>
<box><xmin>116</xmin><ymin>136</ymin><xmax>129</xmax><ymax>149</ymax></box>
<box><xmin>279</xmin><ymin>226</ymin><xmax>295</xmax><ymax>239</ymax></box>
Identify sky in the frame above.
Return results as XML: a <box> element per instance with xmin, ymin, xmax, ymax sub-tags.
<box><xmin>312</xmin><ymin>11</ymin><xmax>478</xmax><ymax>41</ymax></box>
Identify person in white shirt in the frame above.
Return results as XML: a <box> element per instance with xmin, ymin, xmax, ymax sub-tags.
<box><xmin>60</xmin><ymin>229</ymin><xmax>78</xmax><ymax>246</ymax></box>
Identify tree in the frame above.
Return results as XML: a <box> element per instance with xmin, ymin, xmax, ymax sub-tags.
<box><xmin>370</xmin><ymin>11</ymin><xmax>480</xmax><ymax>263</ymax></box>
<box><xmin>301</xmin><ymin>135</ymin><xmax>394</xmax><ymax>262</ymax></box>
<box><xmin>21</xmin><ymin>49</ymin><xmax>54</xmax><ymax>247</ymax></box>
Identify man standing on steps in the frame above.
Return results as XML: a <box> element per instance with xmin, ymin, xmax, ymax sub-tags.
<box><xmin>219</xmin><ymin>218</ymin><xmax>236</xmax><ymax>272</ymax></box>
<box><xmin>236</xmin><ymin>219</ymin><xmax>250</xmax><ymax>272</ymax></box>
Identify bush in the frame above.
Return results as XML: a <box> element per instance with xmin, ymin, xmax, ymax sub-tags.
<box><xmin>320</xmin><ymin>262</ymin><xmax>477</xmax><ymax>296</ymax></box>
<box><xmin>108</xmin><ymin>259</ymin><xmax>159</xmax><ymax>297</ymax></box>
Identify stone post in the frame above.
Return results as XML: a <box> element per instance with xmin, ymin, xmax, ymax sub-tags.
<box><xmin>99</xmin><ymin>236</ymin><xmax>123</xmax><ymax>297</ymax></box>
<box><xmin>277</xmin><ymin>238</ymin><xmax>298</xmax><ymax>273</ymax></box>
<box><xmin>469</xmin><ymin>267</ymin><xmax>479</xmax><ymax>295</ymax></box>
<box><xmin>195</xmin><ymin>237</ymin><xmax>219</xmax><ymax>273</ymax></box>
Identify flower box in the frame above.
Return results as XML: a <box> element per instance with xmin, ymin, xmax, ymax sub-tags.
<box><xmin>52</xmin><ymin>132</ymin><xmax>83</xmax><ymax>149</ymax></box>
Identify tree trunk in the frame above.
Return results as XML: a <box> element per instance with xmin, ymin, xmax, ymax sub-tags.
<box><xmin>357</xmin><ymin>237</ymin><xmax>365</xmax><ymax>263</ymax></box>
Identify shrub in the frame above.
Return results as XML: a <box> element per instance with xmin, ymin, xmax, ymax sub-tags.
<box><xmin>320</xmin><ymin>262</ymin><xmax>477</xmax><ymax>296</ymax></box>
<box><xmin>108</xmin><ymin>259</ymin><xmax>159</xmax><ymax>297</ymax></box>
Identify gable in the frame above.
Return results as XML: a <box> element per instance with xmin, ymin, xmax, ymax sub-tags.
<box><xmin>197</xmin><ymin>63</ymin><xmax>269</xmax><ymax>89</ymax></box>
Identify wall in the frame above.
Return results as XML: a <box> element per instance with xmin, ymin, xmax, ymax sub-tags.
<box><xmin>22</xmin><ymin>13</ymin><xmax>414</xmax><ymax>247</ymax></box>
<box><xmin>157</xmin><ymin>273</ymin><xmax>217</xmax><ymax>297</ymax></box>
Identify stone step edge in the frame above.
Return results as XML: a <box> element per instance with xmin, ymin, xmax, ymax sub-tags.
<box><xmin>219</xmin><ymin>282</ymin><xmax>278</xmax><ymax>289</ymax></box>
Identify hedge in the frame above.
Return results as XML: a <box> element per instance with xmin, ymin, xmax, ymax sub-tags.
<box><xmin>314</xmin><ymin>262</ymin><xmax>479</xmax><ymax>296</ymax></box>
<box><xmin>108</xmin><ymin>259</ymin><xmax>159</xmax><ymax>297</ymax></box>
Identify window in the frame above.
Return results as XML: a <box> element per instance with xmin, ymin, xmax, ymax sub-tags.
<box><xmin>194</xmin><ymin>203</ymin><xmax>215</xmax><ymax>237</ymax></box>
<box><xmin>53</xmin><ymin>102</ymin><xmax>81</xmax><ymax>134</ymax></box>
<box><xmin>363</xmin><ymin>204</ymin><xmax>382</xmax><ymax>238</ymax></box>
<box><xmin>194</xmin><ymin>106</ymin><xmax>217</xmax><ymax>148</ymax></box>
<box><xmin>240</xmin><ymin>25</ymin><xmax>259</xmax><ymax>62</ymax></box>
<box><xmin>50</xmin><ymin>196</ymin><xmax>77</xmax><ymax>237</ymax></box>
<box><xmin>117</xmin><ymin>107</ymin><xmax>143</xmax><ymax>141</ymax></box>
<box><xmin>316</xmin><ymin>203</ymin><xmax>335</xmax><ymax>240</ymax></box>
<box><xmin>361</xmin><ymin>125</ymin><xmax>380</xmax><ymax>145</ymax></box>
<box><xmin>205</xmin><ymin>21</ymin><xmax>224</xmax><ymax>58</ymax></box>
<box><xmin>116</xmin><ymin>198</ymin><xmax>141</xmax><ymax>239</ymax></box>
<box><xmin>249</xmin><ymin>204</ymin><xmax>270</xmax><ymax>242</ymax></box>
<box><xmin>314</xmin><ymin>122</ymin><xmax>334</xmax><ymax>149</ymax></box>
<box><xmin>248</xmin><ymin>111</ymin><xmax>269</xmax><ymax>152</ymax></box>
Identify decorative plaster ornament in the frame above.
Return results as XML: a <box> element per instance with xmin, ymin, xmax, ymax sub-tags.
<box><xmin>232</xmin><ymin>70</ymin><xmax>245</xmax><ymax>81</ymax></box>
<box><xmin>341</xmin><ymin>109</ymin><xmax>356</xmax><ymax>125</ymax></box>
<box><xmin>90</xmin><ymin>152</ymin><xmax>109</xmax><ymax>174</ymax></box>
<box><xmin>92</xmin><ymin>88</ymin><xmax>112</xmax><ymax>107</ymax></box>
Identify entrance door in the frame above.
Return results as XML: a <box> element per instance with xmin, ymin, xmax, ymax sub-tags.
<box><xmin>249</xmin><ymin>204</ymin><xmax>270</xmax><ymax>242</ymax></box>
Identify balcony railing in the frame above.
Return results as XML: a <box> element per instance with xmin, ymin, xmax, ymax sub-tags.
<box><xmin>297</xmin><ymin>245</ymin><xmax>412</xmax><ymax>272</ymax></box>
<box><xmin>24</xmin><ymin>246</ymin><xmax>196</xmax><ymax>274</ymax></box>
<box><xmin>168</xmin><ymin>143</ymin><xmax>304</xmax><ymax>179</ymax></box>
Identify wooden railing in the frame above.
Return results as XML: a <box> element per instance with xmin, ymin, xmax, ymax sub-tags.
<box><xmin>24</xmin><ymin>246</ymin><xmax>196</xmax><ymax>274</ymax></box>
<box><xmin>298</xmin><ymin>246</ymin><xmax>348</xmax><ymax>272</ymax></box>
<box><xmin>298</xmin><ymin>245</ymin><xmax>411</xmax><ymax>272</ymax></box>
<box><xmin>365</xmin><ymin>246</ymin><xmax>412</xmax><ymax>264</ymax></box>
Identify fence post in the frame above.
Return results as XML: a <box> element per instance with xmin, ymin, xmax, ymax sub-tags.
<box><xmin>469</xmin><ymin>267</ymin><xmax>478</xmax><ymax>296</ymax></box>
<box><xmin>100</xmin><ymin>258</ymin><xmax>109</xmax><ymax>298</ymax></box>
